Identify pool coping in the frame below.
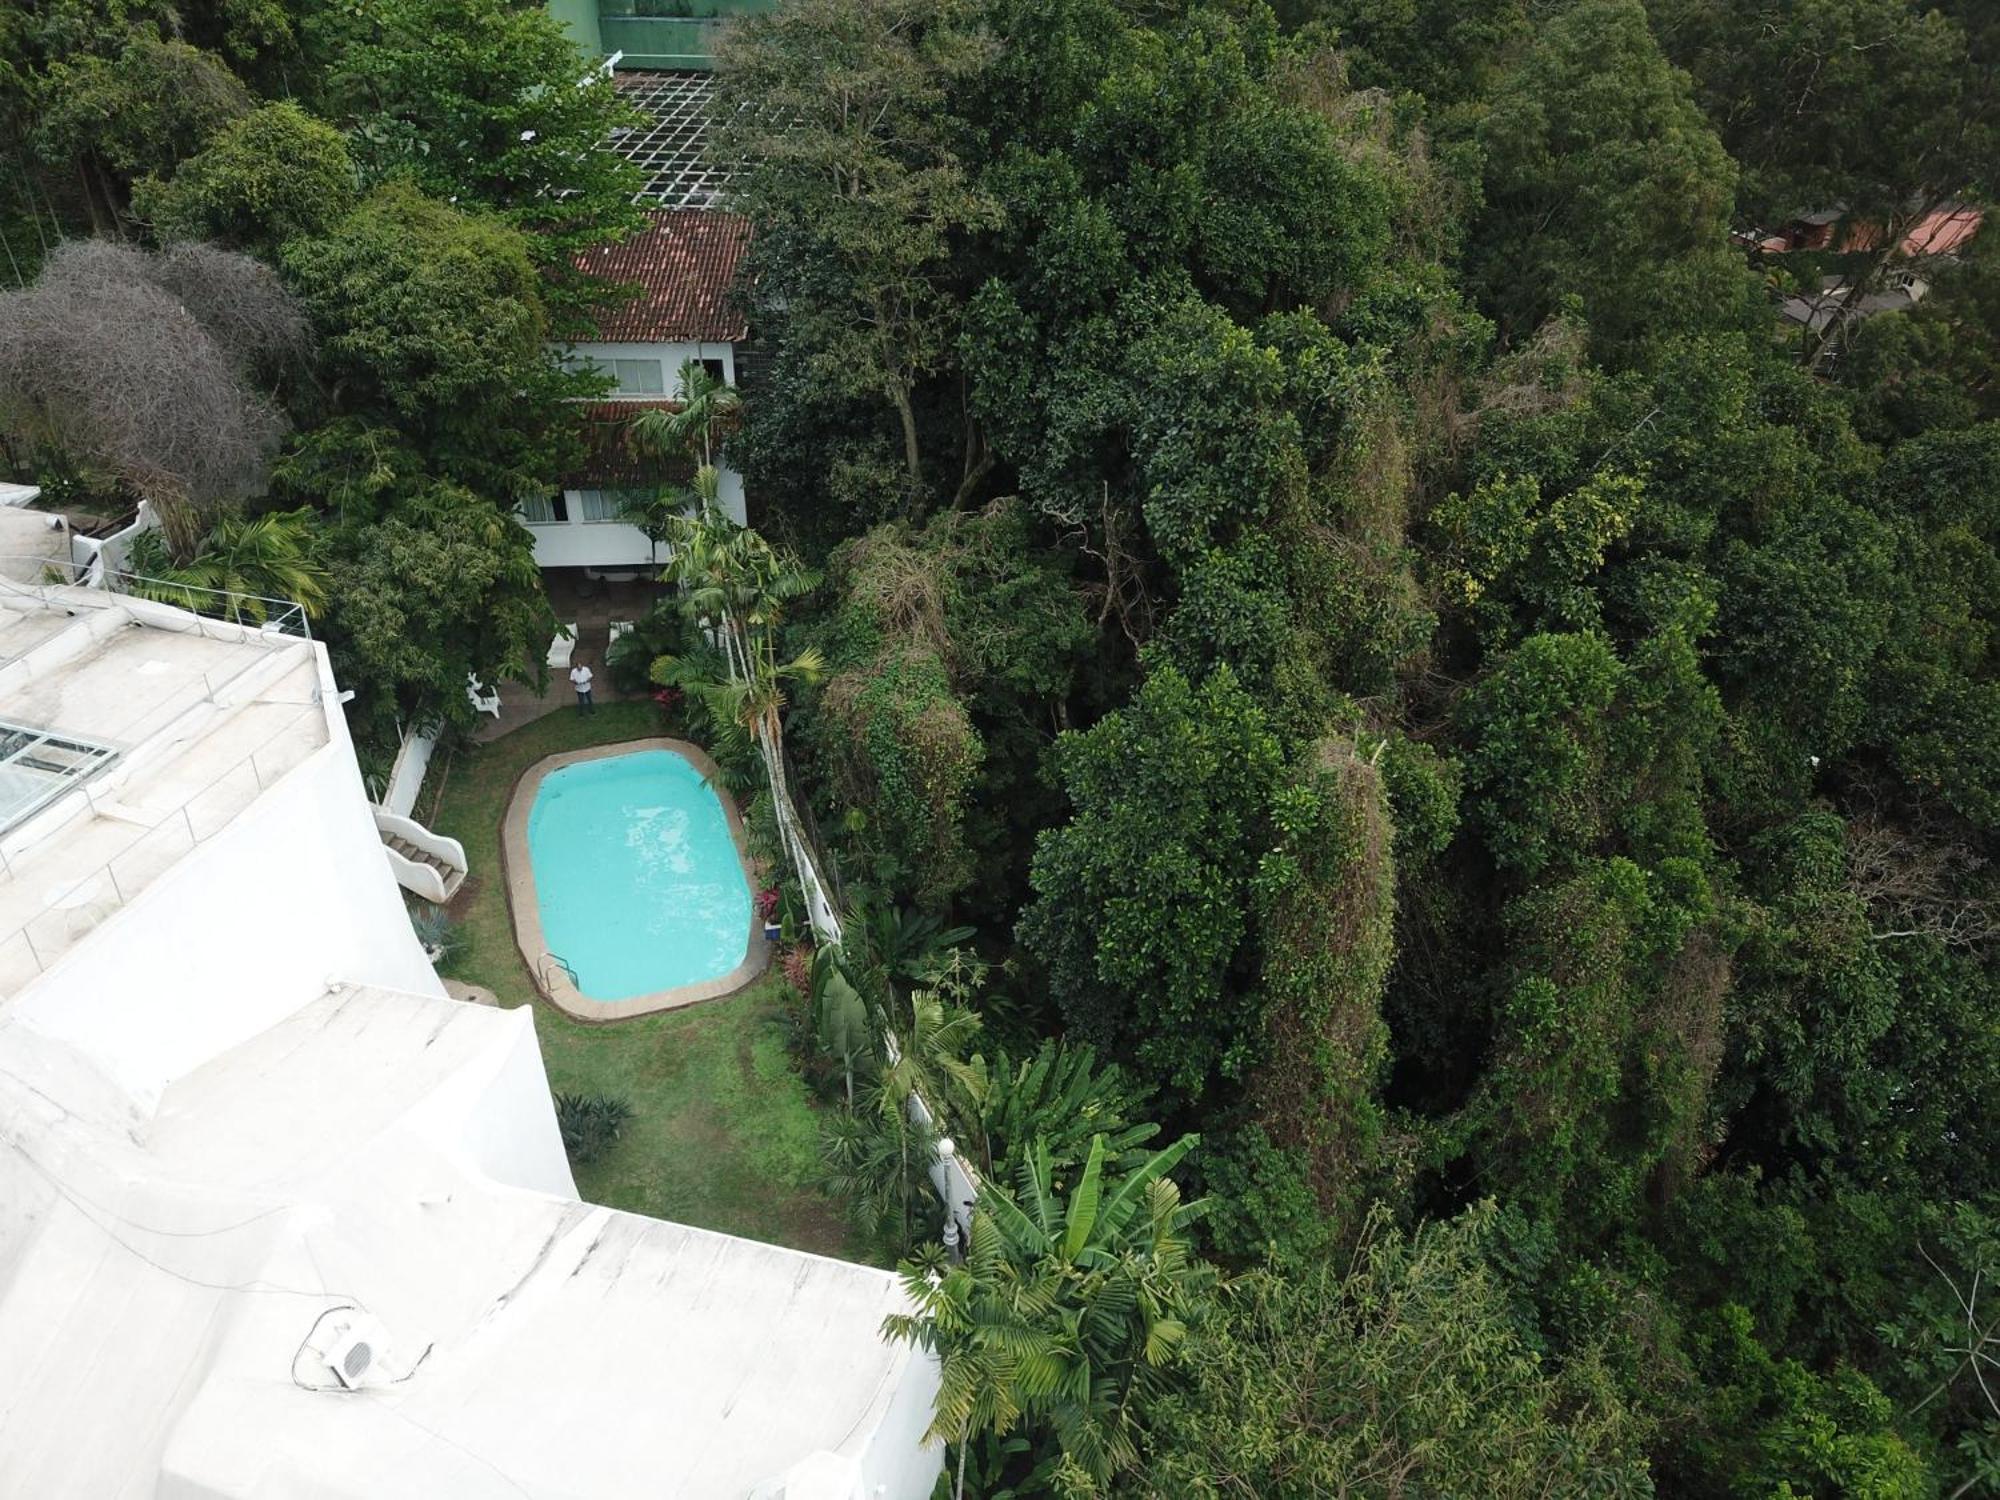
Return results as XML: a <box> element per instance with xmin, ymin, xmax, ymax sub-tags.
<box><xmin>502</xmin><ymin>737</ymin><xmax>770</xmax><ymax>1022</ymax></box>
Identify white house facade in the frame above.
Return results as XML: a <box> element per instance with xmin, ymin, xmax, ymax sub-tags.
<box><xmin>528</xmin><ymin>209</ymin><xmax>753</xmax><ymax>573</ymax></box>
<box><xmin>0</xmin><ymin>581</ymin><xmax>942</xmax><ymax>1498</ymax></box>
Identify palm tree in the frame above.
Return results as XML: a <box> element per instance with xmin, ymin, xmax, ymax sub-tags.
<box><xmin>877</xmin><ymin>989</ymin><xmax>983</xmax><ymax>1130</ymax></box>
<box><xmin>822</xmin><ymin>1097</ymin><xmax>938</xmax><ymax>1260</ymax></box>
<box><xmin>868</xmin><ymin>990</ymin><xmax>985</xmax><ymax>1252</ymax></box>
<box><xmin>626</xmin><ymin>358</ymin><xmax>742</xmax><ymax>470</ymax></box>
<box><xmin>885</xmin><ymin>1133</ymin><xmax>1213</xmax><ymax>1500</ymax></box>
<box><xmin>123</xmin><ymin>508</ymin><xmax>330</xmax><ymax>622</ymax></box>
<box><xmin>650</xmin><ymin>481</ymin><xmax>825</xmax><ymax>888</ymax></box>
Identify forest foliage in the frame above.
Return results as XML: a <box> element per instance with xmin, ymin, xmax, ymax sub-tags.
<box><xmin>0</xmin><ymin>0</ymin><xmax>633</xmax><ymax>744</ymax></box>
<box><xmin>724</xmin><ymin>0</ymin><xmax>2000</xmax><ymax>1493</ymax></box>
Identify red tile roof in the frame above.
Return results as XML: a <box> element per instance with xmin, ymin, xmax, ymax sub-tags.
<box><xmin>1749</xmin><ymin>204</ymin><xmax>1984</xmax><ymax>258</ymax></box>
<box><xmin>1901</xmin><ymin>205</ymin><xmax>1983</xmax><ymax>257</ymax></box>
<box><xmin>573</xmin><ymin>210</ymin><xmax>751</xmax><ymax>344</ymax></box>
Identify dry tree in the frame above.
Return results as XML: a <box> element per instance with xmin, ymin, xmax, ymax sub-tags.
<box><xmin>0</xmin><ymin>240</ymin><xmax>308</xmax><ymax>561</ymax></box>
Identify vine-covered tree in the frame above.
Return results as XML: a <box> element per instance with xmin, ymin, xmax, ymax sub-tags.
<box><xmin>134</xmin><ymin>101</ymin><xmax>358</xmax><ymax>253</ymax></box>
<box><xmin>1019</xmin><ymin>663</ymin><xmax>1283</xmax><ymax>1103</ymax></box>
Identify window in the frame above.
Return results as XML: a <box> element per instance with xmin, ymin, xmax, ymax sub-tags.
<box><xmin>565</xmin><ymin>354</ymin><xmax>667</xmax><ymax>396</ymax></box>
<box><xmin>578</xmin><ymin>489</ymin><xmax>652</xmax><ymax>523</ymax></box>
<box><xmin>521</xmin><ymin>494</ymin><xmax>568</xmax><ymax>525</ymax></box>
<box><xmin>698</xmin><ymin>357</ymin><xmax>726</xmax><ymax>385</ymax></box>
<box><xmin>611</xmin><ymin>358</ymin><xmax>665</xmax><ymax>395</ymax></box>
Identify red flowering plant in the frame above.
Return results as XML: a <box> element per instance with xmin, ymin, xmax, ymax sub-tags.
<box><xmin>651</xmin><ymin>685</ymin><xmax>682</xmax><ymax>713</ymax></box>
<box><xmin>756</xmin><ymin>887</ymin><xmax>780</xmax><ymax>923</ymax></box>
<box><xmin>780</xmin><ymin>943</ymin><xmax>813</xmax><ymax>996</ymax></box>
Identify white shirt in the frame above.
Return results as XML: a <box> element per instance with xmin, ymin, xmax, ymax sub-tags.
<box><xmin>569</xmin><ymin>665</ymin><xmax>594</xmax><ymax>692</ymax></box>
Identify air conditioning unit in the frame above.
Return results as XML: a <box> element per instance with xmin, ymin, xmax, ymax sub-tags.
<box><xmin>308</xmin><ymin>1312</ymin><xmax>394</xmax><ymax>1391</ymax></box>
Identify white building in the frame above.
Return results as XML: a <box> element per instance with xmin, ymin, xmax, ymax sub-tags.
<box><xmin>0</xmin><ymin>581</ymin><xmax>942</xmax><ymax>1497</ymax></box>
<box><xmin>528</xmin><ymin>210</ymin><xmax>753</xmax><ymax>573</ymax></box>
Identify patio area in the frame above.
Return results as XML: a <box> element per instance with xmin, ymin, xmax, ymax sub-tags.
<box><xmin>472</xmin><ymin>569</ymin><xmax>664</xmax><ymax>742</ymax></box>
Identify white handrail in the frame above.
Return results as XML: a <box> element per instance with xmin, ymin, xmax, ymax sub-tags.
<box><xmin>2</xmin><ymin>701</ymin><xmax>325</xmax><ymax>979</ymax></box>
<box><xmin>373</xmin><ymin>807</ymin><xmax>467</xmax><ymax>903</ymax></box>
<box><xmin>107</xmin><ymin>570</ymin><xmax>311</xmax><ymax>639</ymax></box>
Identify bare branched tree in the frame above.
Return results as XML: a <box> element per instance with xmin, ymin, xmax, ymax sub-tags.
<box><xmin>1848</xmin><ymin>811</ymin><xmax>2000</xmax><ymax>951</ymax></box>
<box><xmin>142</xmin><ymin>243</ymin><xmax>310</xmax><ymax>380</ymax></box>
<box><xmin>0</xmin><ymin>241</ymin><xmax>303</xmax><ymax>561</ymax></box>
<box><xmin>1909</xmin><ymin>1240</ymin><xmax>2000</xmax><ymax>1431</ymax></box>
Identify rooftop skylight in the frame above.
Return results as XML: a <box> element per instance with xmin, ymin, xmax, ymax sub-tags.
<box><xmin>0</xmin><ymin>721</ymin><xmax>119</xmax><ymax>835</ymax></box>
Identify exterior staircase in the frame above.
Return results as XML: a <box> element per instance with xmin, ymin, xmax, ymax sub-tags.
<box><xmin>373</xmin><ymin>808</ymin><xmax>467</xmax><ymax>904</ymax></box>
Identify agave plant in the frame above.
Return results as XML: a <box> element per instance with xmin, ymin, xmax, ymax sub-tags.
<box><xmin>407</xmin><ymin>903</ymin><xmax>461</xmax><ymax>964</ymax></box>
<box><xmin>554</xmin><ymin>1092</ymin><xmax>634</xmax><ymax>1166</ymax></box>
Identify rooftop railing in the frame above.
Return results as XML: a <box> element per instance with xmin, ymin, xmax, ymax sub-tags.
<box><xmin>107</xmin><ymin>571</ymin><xmax>311</xmax><ymax>640</ymax></box>
<box><xmin>0</xmin><ymin>556</ymin><xmax>311</xmax><ymax>641</ymax></box>
<box><xmin>0</xmin><ymin>697</ymin><xmax>326</xmax><ymax>984</ymax></box>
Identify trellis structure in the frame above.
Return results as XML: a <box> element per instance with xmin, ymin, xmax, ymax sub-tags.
<box><xmin>608</xmin><ymin>71</ymin><xmax>732</xmax><ymax>208</ymax></box>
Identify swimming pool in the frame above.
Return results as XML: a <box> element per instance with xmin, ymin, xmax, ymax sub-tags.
<box><xmin>524</xmin><ymin>747</ymin><xmax>753</xmax><ymax>1002</ymax></box>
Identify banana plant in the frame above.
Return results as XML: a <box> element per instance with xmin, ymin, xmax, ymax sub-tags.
<box><xmin>885</xmin><ymin>1132</ymin><xmax>1213</xmax><ymax>1499</ymax></box>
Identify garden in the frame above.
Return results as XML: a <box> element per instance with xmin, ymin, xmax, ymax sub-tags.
<box><xmin>421</xmin><ymin>697</ymin><xmax>859</xmax><ymax>1259</ymax></box>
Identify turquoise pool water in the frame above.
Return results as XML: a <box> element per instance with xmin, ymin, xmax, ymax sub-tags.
<box><xmin>527</xmin><ymin>749</ymin><xmax>752</xmax><ymax>1000</ymax></box>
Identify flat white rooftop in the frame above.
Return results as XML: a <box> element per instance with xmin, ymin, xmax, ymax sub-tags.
<box><xmin>0</xmin><ymin>985</ymin><xmax>932</xmax><ymax>1497</ymax></box>
<box><xmin>0</xmin><ymin>583</ymin><xmax>326</xmax><ymax>997</ymax></box>
<box><xmin>0</xmin><ymin>582</ymin><xmax>940</xmax><ymax>1499</ymax></box>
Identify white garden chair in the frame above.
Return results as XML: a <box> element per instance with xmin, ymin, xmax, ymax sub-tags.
<box><xmin>465</xmin><ymin>674</ymin><xmax>501</xmax><ymax>719</ymax></box>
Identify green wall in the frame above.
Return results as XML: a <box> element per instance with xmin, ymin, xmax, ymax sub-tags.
<box><xmin>548</xmin><ymin>0</ymin><xmax>605</xmax><ymax>59</ymax></box>
<box><xmin>587</xmin><ymin>0</ymin><xmax>779</xmax><ymax>69</ymax></box>
<box><xmin>599</xmin><ymin>15</ymin><xmax>719</xmax><ymax>70</ymax></box>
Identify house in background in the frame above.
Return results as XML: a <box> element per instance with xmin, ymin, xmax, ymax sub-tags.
<box><xmin>1740</xmin><ymin>202</ymin><xmax>1984</xmax><ymax>258</ymax></box>
<box><xmin>1734</xmin><ymin>202</ymin><xmax>1986</xmax><ymax>336</ymax></box>
<box><xmin>549</xmin><ymin>0</ymin><xmax>778</xmax><ymax>71</ymax></box>
<box><xmin>527</xmin><ymin>207</ymin><xmax>752</xmax><ymax>574</ymax></box>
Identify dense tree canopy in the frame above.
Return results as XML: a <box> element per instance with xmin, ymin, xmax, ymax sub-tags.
<box><xmin>1</xmin><ymin>0</ymin><xmax>633</xmax><ymax>736</ymax></box>
<box><xmin>729</xmin><ymin>0</ymin><xmax>2000</xmax><ymax>1492</ymax></box>
<box><xmin>134</xmin><ymin>101</ymin><xmax>358</xmax><ymax>253</ymax></box>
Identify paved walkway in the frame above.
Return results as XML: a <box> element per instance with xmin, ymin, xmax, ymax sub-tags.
<box><xmin>472</xmin><ymin>572</ymin><xmax>662</xmax><ymax>742</ymax></box>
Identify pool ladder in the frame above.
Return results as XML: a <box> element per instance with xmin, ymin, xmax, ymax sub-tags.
<box><xmin>540</xmin><ymin>951</ymin><xmax>578</xmax><ymax>990</ymax></box>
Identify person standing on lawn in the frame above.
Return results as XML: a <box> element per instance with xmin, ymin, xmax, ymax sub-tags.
<box><xmin>569</xmin><ymin>659</ymin><xmax>595</xmax><ymax>717</ymax></box>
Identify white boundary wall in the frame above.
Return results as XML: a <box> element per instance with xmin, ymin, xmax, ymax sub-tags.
<box><xmin>70</xmin><ymin>501</ymin><xmax>156</xmax><ymax>584</ymax></box>
<box><xmin>380</xmin><ymin>723</ymin><xmax>438</xmax><ymax>819</ymax></box>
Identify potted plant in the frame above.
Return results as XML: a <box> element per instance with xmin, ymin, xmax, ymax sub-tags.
<box><xmin>756</xmin><ymin>886</ymin><xmax>781</xmax><ymax>941</ymax></box>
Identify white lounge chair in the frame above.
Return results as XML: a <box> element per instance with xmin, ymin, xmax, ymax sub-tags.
<box><xmin>546</xmin><ymin>624</ymin><xmax>577</xmax><ymax>671</ymax></box>
<box><xmin>466</xmin><ymin>674</ymin><xmax>500</xmax><ymax>719</ymax></box>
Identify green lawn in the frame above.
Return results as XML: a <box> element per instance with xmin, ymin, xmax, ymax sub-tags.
<box><xmin>426</xmin><ymin>702</ymin><xmax>857</xmax><ymax>1259</ymax></box>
